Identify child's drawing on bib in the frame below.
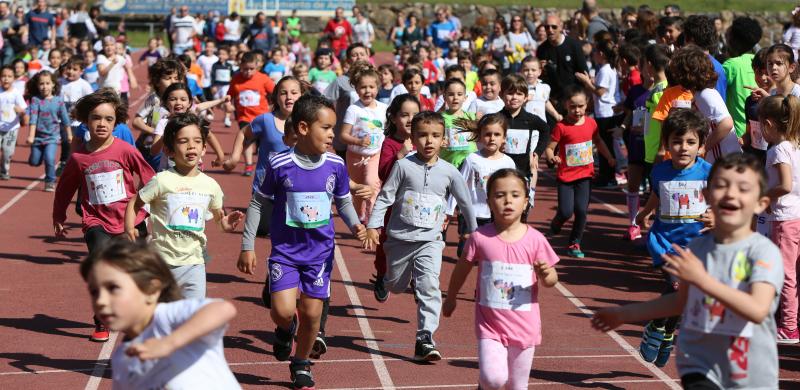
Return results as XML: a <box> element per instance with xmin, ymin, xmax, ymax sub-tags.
<box><xmin>565</xmin><ymin>141</ymin><xmax>593</xmax><ymax>167</ymax></box>
<box><xmin>182</xmin><ymin>206</ymin><xmax>200</xmax><ymax>224</ymax></box>
<box><xmin>660</xmin><ymin>180</ymin><xmax>707</xmax><ymax>221</ymax></box>
<box><xmin>479</xmin><ymin>262</ymin><xmax>534</xmax><ymax>311</ymax></box>
<box><xmin>446</xmin><ymin>127</ymin><xmax>471</xmax><ymax>151</ymax></box>
<box><xmin>166</xmin><ymin>193</ymin><xmax>210</xmax><ymax>231</ymax></box>
<box><xmin>285</xmin><ymin>192</ymin><xmax>331</xmax><ymax>229</ymax></box>
<box><xmin>300</xmin><ymin>205</ymin><xmax>319</xmax><ymax>221</ymax></box>
<box><xmin>86</xmin><ymin>169</ymin><xmax>126</xmax><ymax>205</ymax></box>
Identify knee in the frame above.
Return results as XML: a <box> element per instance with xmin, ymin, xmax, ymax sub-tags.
<box><xmin>270</xmin><ymin>303</ymin><xmax>296</xmax><ymax>325</ymax></box>
<box><xmin>479</xmin><ymin>371</ymin><xmax>508</xmax><ymax>390</ymax></box>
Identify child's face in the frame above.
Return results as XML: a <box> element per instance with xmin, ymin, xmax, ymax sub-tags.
<box><xmin>42</xmin><ymin>40</ymin><xmax>51</xmax><ymax>50</ymax></box>
<box><xmin>79</xmin><ymin>40</ymin><xmax>89</xmax><ymax>52</ymax></box>
<box><xmin>87</xmin><ymin>103</ymin><xmax>117</xmax><ymax>142</ymax></box>
<box><xmin>13</xmin><ymin>62</ymin><xmax>24</xmax><ymax>77</ymax></box>
<box><xmin>166</xmin><ymin>90</ymin><xmax>191</xmax><ymax>113</ymax></box>
<box><xmin>356</xmin><ymin>75</ymin><xmax>378</xmax><ymax>106</ymax></box>
<box><xmin>458</xmin><ymin>58</ymin><xmax>472</xmax><ymax>71</ymax></box>
<box><xmin>272</xmin><ymin>51</ymin><xmax>283</xmax><ymax>63</ymax></box>
<box><xmin>296</xmin><ymin>107</ymin><xmax>336</xmax><ymax>154</ymax></box>
<box><xmin>666</xmin><ymin>130</ymin><xmax>702</xmax><ymax>169</ymax></box>
<box><xmin>664</xmin><ymin>25</ymin><xmax>681</xmax><ymax>44</ymax></box>
<box><xmin>88</xmin><ymin>261</ymin><xmax>156</xmax><ymax>337</ymax></box>
<box><xmin>488</xmin><ymin>176</ymin><xmax>528</xmax><ymax>224</ymax></box>
<box><xmin>754</xmin><ymin>67</ymin><xmax>771</xmax><ymax>89</ymax></box>
<box><xmin>218</xmin><ymin>50</ymin><xmax>229</xmax><ymax>63</ymax></box>
<box><xmin>115</xmin><ymin>43</ymin><xmax>126</xmax><ymax>55</ymax></box>
<box><xmin>316</xmin><ymin>54</ymin><xmax>331</xmax><ymax>69</ymax></box>
<box><xmin>205</xmin><ymin>43</ymin><xmax>215</xmax><ymax>56</ymax></box>
<box><xmin>521</xmin><ymin>61</ymin><xmax>541</xmax><ymax>84</ymax></box>
<box><xmin>148</xmin><ymin>39</ymin><xmax>157</xmax><ymax>50</ymax></box>
<box><xmin>411</xmin><ymin>122</ymin><xmax>445</xmax><ymax>162</ymax></box>
<box><xmin>103</xmin><ymin>43</ymin><xmax>116</xmax><ymax>57</ymax></box>
<box><xmin>767</xmin><ymin>53</ymin><xmax>795</xmax><ymax>83</ymax></box>
<box><xmin>705</xmin><ymin>166</ymin><xmax>768</xmax><ymax>235</ymax></box>
<box><xmin>49</xmin><ymin>51</ymin><xmax>62</xmax><ymax>68</ymax></box>
<box><xmin>481</xmin><ymin>75</ymin><xmax>500</xmax><ymax>100</ymax></box>
<box><xmin>0</xmin><ymin>69</ymin><xmax>14</xmax><ymax>89</ymax></box>
<box><xmin>565</xmin><ymin>94</ymin><xmax>588</xmax><ymax>120</ymax></box>
<box><xmin>65</xmin><ymin>64</ymin><xmax>83</xmax><ymax>81</ymax></box>
<box><xmin>38</xmin><ymin>75</ymin><xmax>54</xmax><ymax>97</ymax></box>
<box><xmin>294</xmin><ymin>67</ymin><xmax>308</xmax><ymax>81</ymax></box>
<box><xmin>392</xmin><ymin>100</ymin><xmax>420</xmax><ymax>139</ymax></box>
<box><xmin>418</xmin><ymin>48</ymin><xmax>428</xmax><ymax>60</ymax></box>
<box><xmin>380</xmin><ymin>69</ymin><xmax>394</xmax><ymax>86</ymax></box>
<box><xmin>501</xmin><ymin>89</ymin><xmax>526</xmax><ymax>111</ymax></box>
<box><xmin>168</xmin><ymin>124</ymin><xmax>206</xmax><ymax>170</ymax></box>
<box><xmin>481</xmin><ymin>122</ymin><xmax>505</xmax><ymax>154</ymax></box>
<box><xmin>240</xmin><ymin>61</ymin><xmax>257</xmax><ymax>79</ymax></box>
<box><xmin>444</xmin><ymin>84</ymin><xmax>466</xmax><ymax>111</ymax></box>
<box><xmin>447</xmin><ymin>70</ymin><xmax>465</xmax><ymax>83</ymax></box>
<box><xmin>403</xmin><ymin>75</ymin><xmax>423</xmax><ymax>96</ymax></box>
<box><xmin>157</xmin><ymin>72</ymin><xmax>180</xmax><ymax>94</ymax></box>
<box><xmin>277</xmin><ymin>80</ymin><xmax>302</xmax><ymax>114</ymax></box>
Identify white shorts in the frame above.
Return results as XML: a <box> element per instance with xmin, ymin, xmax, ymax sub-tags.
<box><xmin>214</xmin><ymin>84</ymin><xmax>230</xmax><ymax>101</ymax></box>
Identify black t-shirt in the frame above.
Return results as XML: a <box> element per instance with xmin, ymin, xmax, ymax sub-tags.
<box><xmin>500</xmin><ymin>107</ymin><xmax>550</xmax><ymax>177</ymax></box>
<box><xmin>536</xmin><ymin>36</ymin><xmax>588</xmax><ymax>100</ymax></box>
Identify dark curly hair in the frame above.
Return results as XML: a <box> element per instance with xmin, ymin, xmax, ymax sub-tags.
<box><xmin>667</xmin><ymin>45</ymin><xmax>717</xmax><ymax>91</ymax></box>
<box><xmin>25</xmin><ymin>70</ymin><xmax>61</xmax><ymax>100</ymax></box>
<box><xmin>681</xmin><ymin>15</ymin><xmax>717</xmax><ymax>52</ymax></box>
<box><xmin>147</xmin><ymin>58</ymin><xmax>186</xmax><ymax>92</ymax></box>
<box><xmin>72</xmin><ymin>88</ymin><xmax>128</xmax><ymax>126</ymax></box>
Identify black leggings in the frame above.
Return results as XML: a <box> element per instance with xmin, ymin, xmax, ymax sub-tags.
<box><xmin>651</xmin><ymin>268</ymin><xmax>680</xmax><ymax>333</ymax></box>
<box><xmin>681</xmin><ymin>373</ymin><xmax>721</xmax><ymax>389</ymax></box>
<box><xmin>596</xmin><ymin>115</ymin><xmax>622</xmax><ymax>184</ymax></box>
<box><xmin>552</xmin><ymin>178</ymin><xmax>591</xmax><ymax>245</ymax></box>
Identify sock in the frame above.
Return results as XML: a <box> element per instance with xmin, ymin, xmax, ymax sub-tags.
<box><xmin>528</xmin><ymin>188</ymin><xmax>536</xmax><ymax>209</ymax></box>
<box><xmin>626</xmin><ymin>192</ymin><xmax>639</xmax><ymax>226</ymax></box>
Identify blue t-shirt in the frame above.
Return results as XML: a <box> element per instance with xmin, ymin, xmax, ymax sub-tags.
<box><xmin>186</xmin><ymin>77</ymin><xmax>203</xmax><ymax>98</ymax></box>
<box><xmin>647</xmin><ymin>158</ymin><xmax>712</xmax><ymax>267</ymax></box>
<box><xmin>250</xmin><ymin>112</ymin><xmax>290</xmax><ymax>193</ymax></box>
<box><xmin>258</xmin><ymin>150</ymin><xmax>351</xmax><ymax>265</ymax></box>
<box><xmin>263</xmin><ymin>62</ymin><xmax>286</xmax><ymax>81</ymax></box>
<box><xmin>427</xmin><ymin>21</ymin><xmax>457</xmax><ymax>54</ymax></box>
<box><xmin>710</xmin><ymin>55</ymin><xmax>728</xmax><ymax>103</ymax></box>
<box><xmin>73</xmin><ymin>123</ymin><xmax>136</xmax><ymax>147</ymax></box>
<box><xmin>25</xmin><ymin>10</ymin><xmax>54</xmax><ymax>46</ymax></box>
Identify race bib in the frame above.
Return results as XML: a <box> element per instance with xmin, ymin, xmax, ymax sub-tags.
<box><xmin>313</xmin><ymin>80</ymin><xmax>331</xmax><ymax>93</ymax></box>
<box><xmin>632</xmin><ymin>107</ymin><xmax>647</xmax><ymax>130</ymax></box>
<box><xmin>399</xmin><ymin>190</ymin><xmax>444</xmax><ymax>228</ymax></box>
<box><xmin>437</xmin><ymin>29</ymin><xmax>451</xmax><ymax>41</ymax></box>
<box><xmin>214</xmin><ymin>68</ymin><xmax>231</xmax><ymax>83</ymax></box>
<box><xmin>165</xmin><ymin>192</ymin><xmax>210</xmax><ymax>231</ymax></box>
<box><xmin>658</xmin><ymin>180</ymin><xmax>707</xmax><ymax>222</ymax></box>
<box><xmin>86</xmin><ymin>169</ymin><xmax>126</xmax><ymax>205</ymax></box>
<box><xmin>285</xmin><ymin>191</ymin><xmax>332</xmax><ymax>229</ymax></box>
<box><xmin>238</xmin><ymin>90</ymin><xmax>261</xmax><ymax>107</ymax></box>
<box><xmin>505</xmin><ymin>129</ymin><xmax>538</xmax><ymax>155</ymax></box>
<box><xmin>479</xmin><ymin>261</ymin><xmax>533</xmax><ymax>311</ymax></box>
<box><xmin>673</xmin><ymin>99</ymin><xmax>692</xmax><ymax>109</ymax></box>
<box><xmin>1</xmin><ymin>106</ymin><xmax>15</xmax><ymax>122</ymax></box>
<box><xmin>748</xmin><ymin>120</ymin><xmax>768</xmax><ymax>151</ymax></box>
<box><xmin>268</xmin><ymin>71</ymin><xmax>283</xmax><ymax>81</ymax></box>
<box><xmin>565</xmin><ymin>141</ymin><xmax>593</xmax><ymax>167</ymax></box>
<box><xmin>446</xmin><ymin>127</ymin><xmax>471</xmax><ymax>151</ymax></box>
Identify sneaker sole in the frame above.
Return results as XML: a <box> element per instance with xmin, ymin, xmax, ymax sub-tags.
<box><xmin>777</xmin><ymin>339</ymin><xmax>800</xmax><ymax>344</ymax></box>
<box><xmin>89</xmin><ymin>336</ymin><xmax>109</xmax><ymax>342</ymax></box>
<box><xmin>413</xmin><ymin>351</ymin><xmax>442</xmax><ymax>362</ymax></box>
<box><xmin>374</xmin><ymin>290</ymin><xmax>389</xmax><ymax>302</ymax></box>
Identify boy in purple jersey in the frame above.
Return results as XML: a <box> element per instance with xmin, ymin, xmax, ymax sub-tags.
<box><xmin>237</xmin><ymin>95</ymin><xmax>366</xmax><ymax>390</ymax></box>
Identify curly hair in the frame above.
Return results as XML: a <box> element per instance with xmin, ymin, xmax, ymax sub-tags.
<box><xmin>147</xmin><ymin>58</ymin><xmax>186</xmax><ymax>92</ymax></box>
<box><xmin>681</xmin><ymin>15</ymin><xmax>717</xmax><ymax>51</ymax></box>
<box><xmin>667</xmin><ymin>45</ymin><xmax>717</xmax><ymax>91</ymax></box>
<box><xmin>72</xmin><ymin>88</ymin><xmax>128</xmax><ymax>126</ymax></box>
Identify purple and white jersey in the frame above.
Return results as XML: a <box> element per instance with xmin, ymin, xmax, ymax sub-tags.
<box><xmin>258</xmin><ymin>150</ymin><xmax>351</xmax><ymax>264</ymax></box>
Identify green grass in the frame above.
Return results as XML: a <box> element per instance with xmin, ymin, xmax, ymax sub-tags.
<box><xmin>358</xmin><ymin>0</ymin><xmax>795</xmax><ymax>13</ymax></box>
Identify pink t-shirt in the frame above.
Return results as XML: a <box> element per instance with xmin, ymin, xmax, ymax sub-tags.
<box><xmin>463</xmin><ymin>224</ymin><xmax>559</xmax><ymax>348</ymax></box>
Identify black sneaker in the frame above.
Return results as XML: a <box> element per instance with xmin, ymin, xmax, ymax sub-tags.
<box><xmin>413</xmin><ymin>334</ymin><xmax>441</xmax><ymax>362</ymax></box>
<box><xmin>372</xmin><ymin>274</ymin><xmax>389</xmax><ymax>302</ymax></box>
<box><xmin>309</xmin><ymin>332</ymin><xmax>327</xmax><ymax>359</ymax></box>
<box><xmin>289</xmin><ymin>359</ymin><xmax>315</xmax><ymax>390</ymax></box>
<box><xmin>273</xmin><ymin>319</ymin><xmax>296</xmax><ymax>361</ymax></box>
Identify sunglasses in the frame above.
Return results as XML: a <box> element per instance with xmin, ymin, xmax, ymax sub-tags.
<box><xmin>544</xmin><ymin>24</ymin><xmax>560</xmax><ymax>30</ymax></box>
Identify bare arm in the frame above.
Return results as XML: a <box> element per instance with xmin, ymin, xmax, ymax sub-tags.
<box><xmin>635</xmin><ymin>191</ymin><xmax>659</xmax><ymax>229</ymax></box>
<box><xmin>704</xmin><ymin>117</ymin><xmax>734</xmax><ymax>151</ymax></box>
<box><xmin>592</xmin><ymin>284</ymin><xmax>687</xmax><ymax>332</ymax></box>
<box><xmin>442</xmin><ymin>257</ymin><xmax>474</xmax><ymax>317</ymax></box>
<box><xmin>210</xmin><ymin>208</ymin><xmax>244</xmax><ymax>232</ymax></box>
<box><xmin>132</xmin><ymin>116</ymin><xmax>155</xmax><ymax>135</ymax></box>
<box><xmin>593</xmin><ymin>132</ymin><xmax>615</xmax><ymax>166</ymax></box>
<box><xmin>767</xmin><ymin>162</ymin><xmax>792</xmax><ymax>203</ymax></box>
<box><xmin>545</xmin><ymin>100</ymin><xmax>562</xmax><ymax>122</ymax></box>
<box><xmin>206</xmin><ymin>132</ymin><xmax>225</xmax><ymax>167</ymax></box>
<box><xmin>339</xmin><ymin>123</ymin><xmax>368</xmax><ymax>146</ymax></box>
<box><xmin>544</xmin><ymin>140</ymin><xmax>559</xmax><ymax>165</ymax></box>
<box><xmin>124</xmin><ymin>194</ymin><xmax>146</xmax><ymax>241</ymax></box>
<box><xmin>222</xmin><ymin>125</ymin><xmax>252</xmax><ymax>171</ymax></box>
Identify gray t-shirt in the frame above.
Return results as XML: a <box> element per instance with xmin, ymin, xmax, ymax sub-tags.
<box><xmin>677</xmin><ymin>233</ymin><xmax>784</xmax><ymax>389</ymax></box>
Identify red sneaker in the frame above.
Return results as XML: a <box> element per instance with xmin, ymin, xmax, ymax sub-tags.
<box><xmin>90</xmin><ymin>323</ymin><xmax>110</xmax><ymax>342</ymax></box>
<box><xmin>777</xmin><ymin>327</ymin><xmax>799</xmax><ymax>344</ymax></box>
<box><xmin>243</xmin><ymin>163</ymin><xmax>255</xmax><ymax>177</ymax></box>
<box><xmin>624</xmin><ymin>225</ymin><xmax>642</xmax><ymax>241</ymax></box>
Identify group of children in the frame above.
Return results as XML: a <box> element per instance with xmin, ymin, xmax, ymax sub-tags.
<box><xmin>2</xmin><ymin>9</ymin><xmax>792</xmax><ymax>390</ymax></box>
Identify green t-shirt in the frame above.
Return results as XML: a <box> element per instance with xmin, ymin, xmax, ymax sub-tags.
<box><xmin>723</xmin><ymin>53</ymin><xmax>755</xmax><ymax>138</ymax></box>
<box><xmin>644</xmin><ymin>80</ymin><xmax>668</xmax><ymax>164</ymax></box>
<box><xmin>287</xmin><ymin>17</ymin><xmax>301</xmax><ymax>38</ymax></box>
<box><xmin>440</xmin><ymin>111</ymin><xmax>477</xmax><ymax>168</ymax></box>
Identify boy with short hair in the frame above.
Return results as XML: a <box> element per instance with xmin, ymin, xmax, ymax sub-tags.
<box><xmin>59</xmin><ymin>57</ymin><xmax>94</xmax><ymax>174</ymax></box>
<box><xmin>723</xmin><ymin>17</ymin><xmax>763</xmax><ymax>139</ymax></box>
<box><xmin>211</xmin><ymin>46</ymin><xmax>235</xmax><ymax>128</ymax></box>
<box><xmin>593</xmin><ymin>152</ymin><xmax>784</xmax><ymax>389</ymax></box>
<box><xmin>467</xmin><ymin>68</ymin><xmax>504</xmax><ymax>118</ymax></box>
<box><xmin>434</xmin><ymin>64</ymin><xmax>477</xmax><ymax>111</ymax></box>
<box><xmin>521</xmin><ymin>56</ymin><xmax>561</xmax><ymax>124</ymax></box>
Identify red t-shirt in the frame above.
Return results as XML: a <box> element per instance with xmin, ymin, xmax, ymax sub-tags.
<box><xmin>228</xmin><ymin>72</ymin><xmax>275</xmax><ymax>123</ymax></box>
<box><xmin>622</xmin><ymin>67</ymin><xmax>642</xmax><ymax>96</ymax></box>
<box><xmin>323</xmin><ymin>19</ymin><xmax>352</xmax><ymax>55</ymax></box>
<box><xmin>419</xmin><ymin>95</ymin><xmax>435</xmax><ymax>112</ymax></box>
<box><xmin>551</xmin><ymin>117</ymin><xmax>599</xmax><ymax>183</ymax></box>
<box><xmin>53</xmin><ymin>138</ymin><xmax>155</xmax><ymax>234</ymax></box>
<box><xmin>379</xmin><ymin>136</ymin><xmax>405</xmax><ymax>182</ymax></box>
<box><xmin>422</xmin><ymin>61</ymin><xmax>439</xmax><ymax>85</ymax></box>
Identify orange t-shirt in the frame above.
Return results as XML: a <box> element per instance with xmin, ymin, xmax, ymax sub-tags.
<box><xmin>651</xmin><ymin>86</ymin><xmax>693</xmax><ymax>121</ymax></box>
<box><xmin>227</xmin><ymin>72</ymin><xmax>276</xmax><ymax>123</ymax></box>
<box><xmin>188</xmin><ymin>63</ymin><xmax>204</xmax><ymax>88</ymax></box>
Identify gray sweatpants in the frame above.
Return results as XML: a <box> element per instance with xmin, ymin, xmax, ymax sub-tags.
<box><xmin>170</xmin><ymin>264</ymin><xmax>206</xmax><ymax>299</ymax></box>
<box><xmin>383</xmin><ymin>239</ymin><xmax>446</xmax><ymax>340</ymax></box>
<box><xmin>0</xmin><ymin>129</ymin><xmax>18</xmax><ymax>176</ymax></box>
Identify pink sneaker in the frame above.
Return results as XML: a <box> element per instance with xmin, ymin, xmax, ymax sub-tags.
<box><xmin>624</xmin><ymin>225</ymin><xmax>642</xmax><ymax>241</ymax></box>
<box><xmin>777</xmin><ymin>327</ymin><xmax>799</xmax><ymax>344</ymax></box>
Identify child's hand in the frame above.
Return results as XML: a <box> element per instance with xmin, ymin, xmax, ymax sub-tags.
<box><xmin>441</xmin><ymin>215</ymin><xmax>450</xmax><ymax>232</ymax></box>
<box><xmin>360</xmin><ymin>136</ymin><xmax>371</xmax><ymax>147</ymax></box>
<box><xmin>223</xmin><ymin>95</ymin><xmax>232</xmax><ymax>104</ymax></box>
<box><xmin>744</xmin><ymin>85</ymin><xmax>769</xmax><ymax>101</ymax></box>
<box><xmin>574</xmin><ymin>72</ymin><xmax>591</xmax><ymax>85</ymax></box>
<box><xmin>13</xmin><ymin>105</ymin><xmax>24</xmax><ymax>114</ymax></box>
<box><xmin>533</xmin><ymin>261</ymin><xmax>551</xmax><ymax>278</ymax></box>
<box><xmin>211</xmin><ymin>157</ymin><xmax>224</xmax><ymax>168</ymax></box>
<box><xmin>364</xmin><ymin>228</ymin><xmax>380</xmax><ymax>250</ymax></box>
<box><xmin>635</xmin><ymin>211</ymin><xmax>651</xmax><ymax>230</ymax></box>
<box><xmin>53</xmin><ymin>222</ymin><xmax>67</xmax><ymax>238</ymax></box>
<box><xmin>608</xmin><ymin>157</ymin><xmax>616</xmax><ymax>168</ymax></box>
<box><xmin>125</xmin><ymin>337</ymin><xmax>176</xmax><ymax>361</ymax></box>
<box><xmin>661</xmin><ymin>244</ymin><xmax>708</xmax><ymax>285</ymax></box>
<box><xmin>591</xmin><ymin>307</ymin><xmax>625</xmax><ymax>332</ymax></box>
<box><xmin>66</xmin><ymin>132</ymin><xmax>73</xmax><ymax>143</ymax></box>
<box><xmin>459</xmin><ymin>233</ymin><xmax>470</xmax><ymax>241</ymax></box>
<box><xmin>352</xmin><ymin>183</ymin><xmax>375</xmax><ymax>201</ymax></box>
<box><xmin>237</xmin><ymin>250</ymin><xmax>257</xmax><ymax>275</ymax></box>
<box><xmin>124</xmin><ymin>225</ymin><xmax>139</xmax><ymax>241</ymax></box>
<box><xmin>222</xmin><ymin>210</ymin><xmax>245</xmax><ymax>232</ymax></box>
<box><xmin>696</xmin><ymin>210</ymin><xmax>715</xmax><ymax>233</ymax></box>
<box><xmin>555</xmin><ymin>113</ymin><xmax>564</xmax><ymax>122</ymax></box>
<box><xmin>26</xmin><ymin>134</ymin><xmax>34</xmax><ymax>144</ymax></box>
<box><xmin>442</xmin><ymin>296</ymin><xmax>457</xmax><ymax>317</ymax></box>
<box><xmin>548</xmin><ymin>155</ymin><xmax>561</xmax><ymax>166</ymax></box>
<box><xmin>352</xmin><ymin>223</ymin><xmax>367</xmax><ymax>241</ymax></box>
<box><xmin>222</xmin><ymin>159</ymin><xmax>236</xmax><ymax>172</ymax></box>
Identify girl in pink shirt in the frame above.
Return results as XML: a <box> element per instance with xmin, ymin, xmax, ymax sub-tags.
<box><xmin>444</xmin><ymin>168</ymin><xmax>558</xmax><ymax>390</ymax></box>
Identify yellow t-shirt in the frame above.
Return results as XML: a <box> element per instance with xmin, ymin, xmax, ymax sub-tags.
<box><xmin>139</xmin><ymin>169</ymin><xmax>224</xmax><ymax>266</ymax></box>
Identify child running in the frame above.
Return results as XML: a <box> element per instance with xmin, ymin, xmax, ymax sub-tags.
<box><xmin>80</xmin><ymin>240</ymin><xmax>240</xmax><ymax>389</ymax></box>
<box><xmin>237</xmin><ymin>95</ymin><xmax>366</xmax><ymax>389</ymax></box>
<box><xmin>440</xmin><ymin>78</ymin><xmax>477</xmax><ymax>169</ymax></box>
<box><xmin>364</xmin><ymin>111</ymin><xmax>478</xmax><ymax>362</ymax></box>
<box><xmin>759</xmin><ymin>95</ymin><xmax>800</xmax><ymax>343</ymax></box>
<box><xmin>25</xmin><ymin>70</ymin><xmax>71</xmax><ymax>191</ymax></box>
<box><xmin>53</xmin><ymin>89</ymin><xmax>156</xmax><ymax>342</ymax></box>
<box><xmin>443</xmin><ymin>168</ymin><xmax>558</xmax><ymax>390</ymax></box>
<box><xmin>125</xmin><ymin>113</ymin><xmax>244</xmax><ymax>299</ymax></box>
<box><xmin>0</xmin><ymin>65</ymin><xmax>27</xmax><ymax>180</ymax></box>
<box><xmin>593</xmin><ymin>153</ymin><xmax>784</xmax><ymax>389</ymax></box>
<box><xmin>544</xmin><ymin>86</ymin><xmax>615</xmax><ymax>258</ymax></box>
<box><xmin>634</xmin><ymin>109</ymin><xmax>713</xmax><ymax>367</ymax></box>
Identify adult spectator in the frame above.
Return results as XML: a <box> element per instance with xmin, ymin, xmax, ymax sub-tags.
<box><xmin>681</xmin><ymin>15</ymin><xmax>727</xmax><ymax>101</ymax></box>
<box><xmin>67</xmin><ymin>4</ymin><xmax>95</xmax><ymax>41</ymax></box>
<box><xmin>164</xmin><ymin>7</ymin><xmax>176</xmax><ymax>50</ymax></box>
<box><xmin>389</xmin><ymin>14</ymin><xmax>405</xmax><ymax>50</ymax></box>
<box><xmin>25</xmin><ymin>0</ymin><xmax>55</xmax><ymax>47</ymax></box>
<box><xmin>523</xmin><ymin>7</ymin><xmax>543</xmax><ymax>35</ymax></box>
<box><xmin>536</xmin><ymin>13</ymin><xmax>588</xmax><ymax>101</ymax></box>
<box><xmin>170</xmin><ymin>6</ymin><xmax>196</xmax><ymax>55</ymax></box>
<box><xmin>508</xmin><ymin>14</ymin><xmax>537</xmax><ymax>57</ymax></box>
<box><xmin>620</xmin><ymin>6</ymin><xmax>638</xmax><ymax>31</ymax></box>
<box><xmin>55</xmin><ymin>8</ymin><xmax>68</xmax><ymax>41</ymax></box>
<box><xmin>352</xmin><ymin>9</ymin><xmax>375</xmax><ymax>48</ymax></box>
<box><xmin>222</xmin><ymin>12</ymin><xmax>241</xmax><ymax>46</ymax></box>
<box><xmin>0</xmin><ymin>1</ymin><xmax>19</xmax><ymax>66</ymax></box>
<box><xmin>241</xmin><ymin>12</ymin><xmax>272</xmax><ymax>53</ymax></box>
<box><xmin>323</xmin><ymin>7</ymin><xmax>352</xmax><ymax>59</ymax></box>
<box><xmin>446</xmin><ymin>6</ymin><xmax>462</xmax><ymax>33</ymax></box>
<box><xmin>637</xmin><ymin>9</ymin><xmax>658</xmax><ymax>43</ymax></box>
<box><xmin>402</xmin><ymin>13</ymin><xmax>423</xmax><ymax>48</ymax></box>
<box><xmin>663</xmin><ymin>4</ymin><xmax>681</xmax><ymax>18</ymax></box>
<box><xmin>583</xmin><ymin>0</ymin><xmax>610</xmax><ymax>43</ymax></box>
<box><xmin>427</xmin><ymin>8</ymin><xmax>458</xmax><ymax>56</ymax></box>
<box><xmin>89</xmin><ymin>5</ymin><xmax>107</xmax><ymax>38</ymax></box>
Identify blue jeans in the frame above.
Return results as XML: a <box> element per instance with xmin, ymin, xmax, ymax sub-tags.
<box><xmin>29</xmin><ymin>142</ymin><xmax>57</xmax><ymax>183</ymax></box>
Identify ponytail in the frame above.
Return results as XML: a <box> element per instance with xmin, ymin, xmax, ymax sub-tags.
<box><xmin>757</xmin><ymin>95</ymin><xmax>800</xmax><ymax>144</ymax></box>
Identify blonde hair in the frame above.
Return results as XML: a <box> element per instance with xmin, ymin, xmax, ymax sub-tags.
<box><xmin>758</xmin><ymin>95</ymin><xmax>800</xmax><ymax>145</ymax></box>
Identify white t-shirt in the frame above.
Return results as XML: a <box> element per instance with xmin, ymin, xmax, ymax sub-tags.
<box><xmin>344</xmin><ymin>100</ymin><xmax>388</xmax><ymax>156</ymax></box>
<box><xmin>435</xmin><ymin>91</ymin><xmax>477</xmax><ymax>113</ymax></box>
<box><xmin>784</xmin><ymin>26</ymin><xmax>800</xmax><ymax>60</ymax></box>
<box><xmin>448</xmin><ymin>151</ymin><xmax>516</xmax><ymax>218</ymax></box>
<box><xmin>60</xmin><ymin>78</ymin><xmax>94</xmax><ymax>126</ymax></box>
<box><xmin>594</xmin><ymin>63</ymin><xmax>618</xmax><ymax>118</ymax></box>
<box><xmin>223</xmin><ymin>18</ymin><xmax>241</xmax><ymax>42</ymax></box>
<box><xmin>388</xmin><ymin>83</ymin><xmax>431</xmax><ymax>103</ymax></box>
<box><xmin>197</xmin><ymin>54</ymin><xmax>219</xmax><ymax>88</ymax></box>
<box><xmin>111</xmin><ymin>299</ymin><xmax>240</xmax><ymax>390</ymax></box>
<box><xmin>172</xmin><ymin>15</ymin><xmax>196</xmax><ymax>46</ymax></box>
<box><xmin>0</xmin><ymin>87</ymin><xmax>26</xmax><ymax>132</ymax></box>
<box><xmin>766</xmin><ymin>140</ymin><xmax>800</xmax><ymax>221</ymax></box>
<box><xmin>508</xmin><ymin>31</ymin><xmax>536</xmax><ymax>52</ymax></box>
<box><xmin>97</xmin><ymin>54</ymin><xmax>126</xmax><ymax>92</ymax></box>
<box><xmin>468</xmin><ymin>96</ymin><xmax>504</xmax><ymax>117</ymax></box>
<box><xmin>694</xmin><ymin>88</ymin><xmax>741</xmax><ymax>164</ymax></box>
<box><xmin>526</xmin><ymin>81</ymin><xmax>551</xmax><ymax>122</ymax></box>
<box><xmin>352</xmin><ymin>19</ymin><xmax>374</xmax><ymax>48</ymax></box>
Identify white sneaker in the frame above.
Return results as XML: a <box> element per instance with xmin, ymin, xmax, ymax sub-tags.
<box><xmin>224</xmin><ymin>117</ymin><xmax>232</xmax><ymax>128</ymax></box>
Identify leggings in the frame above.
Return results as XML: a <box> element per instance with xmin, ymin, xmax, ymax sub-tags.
<box><xmin>478</xmin><ymin>338</ymin><xmax>535</xmax><ymax>390</ymax></box>
<box><xmin>681</xmin><ymin>373</ymin><xmax>721</xmax><ymax>390</ymax></box>
<box><xmin>552</xmin><ymin>178</ymin><xmax>591</xmax><ymax>245</ymax></box>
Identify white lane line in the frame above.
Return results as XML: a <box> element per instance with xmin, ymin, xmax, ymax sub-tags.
<box><xmin>83</xmin><ymin>332</ymin><xmax>118</xmax><ymax>390</ymax></box>
<box><xmin>0</xmin><ymin>174</ymin><xmax>45</xmax><ymax>216</ymax></box>
<box><xmin>553</xmin><ymin>282</ymin><xmax>681</xmax><ymax>390</ymax></box>
<box><xmin>333</xmin><ymin>245</ymin><xmax>395</xmax><ymax>389</ymax></box>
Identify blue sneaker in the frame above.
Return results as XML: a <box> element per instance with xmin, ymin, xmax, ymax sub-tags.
<box><xmin>654</xmin><ymin>333</ymin><xmax>674</xmax><ymax>367</ymax></box>
<box><xmin>567</xmin><ymin>243</ymin><xmax>585</xmax><ymax>258</ymax></box>
<box><xmin>639</xmin><ymin>321</ymin><xmax>666</xmax><ymax>363</ymax></box>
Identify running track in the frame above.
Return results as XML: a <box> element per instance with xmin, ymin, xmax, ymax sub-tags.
<box><xmin>0</xmin><ymin>53</ymin><xmax>798</xmax><ymax>390</ymax></box>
